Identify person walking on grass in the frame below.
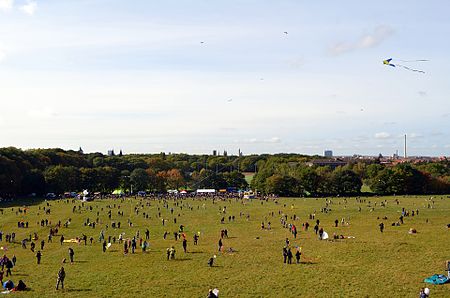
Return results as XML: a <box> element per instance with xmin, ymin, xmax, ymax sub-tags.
<box><xmin>56</xmin><ymin>267</ymin><xmax>65</xmax><ymax>290</ymax></box>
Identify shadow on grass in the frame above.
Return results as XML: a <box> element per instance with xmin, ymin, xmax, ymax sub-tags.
<box><xmin>66</xmin><ymin>288</ymin><xmax>92</xmax><ymax>292</ymax></box>
<box><xmin>172</xmin><ymin>258</ymin><xmax>192</xmax><ymax>262</ymax></box>
<box><xmin>188</xmin><ymin>251</ymin><xmax>205</xmax><ymax>254</ymax></box>
<box><xmin>300</xmin><ymin>261</ymin><xmax>317</xmax><ymax>265</ymax></box>
<box><xmin>14</xmin><ymin>273</ymin><xmax>29</xmax><ymax>277</ymax></box>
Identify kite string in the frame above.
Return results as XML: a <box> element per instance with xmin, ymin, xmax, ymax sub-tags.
<box><xmin>396</xmin><ymin>64</ymin><xmax>425</xmax><ymax>74</ymax></box>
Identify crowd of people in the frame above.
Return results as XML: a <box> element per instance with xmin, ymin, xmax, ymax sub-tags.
<box><xmin>0</xmin><ymin>194</ymin><xmax>446</xmax><ymax>296</ymax></box>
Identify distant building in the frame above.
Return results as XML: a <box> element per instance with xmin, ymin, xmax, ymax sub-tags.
<box><xmin>324</xmin><ymin>150</ymin><xmax>333</xmax><ymax>157</ymax></box>
<box><xmin>223</xmin><ymin>150</ymin><xmax>228</xmax><ymax>157</ymax></box>
<box><xmin>213</xmin><ymin>150</ymin><xmax>217</xmax><ymax>156</ymax></box>
<box><xmin>238</xmin><ymin>148</ymin><xmax>243</xmax><ymax>157</ymax></box>
<box><xmin>107</xmin><ymin>150</ymin><xmax>115</xmax><ymax>156</ymax></box>
<box><xmin>78</xmin><ymin>147</ymin><xmax>84</xmax><ymax>154</ymax></box>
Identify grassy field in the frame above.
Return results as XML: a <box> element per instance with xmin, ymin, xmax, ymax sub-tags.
<box><xmin>0</xmin><ymin>195</ymin><xmax>449</xmax><ymax>297</ymax></box>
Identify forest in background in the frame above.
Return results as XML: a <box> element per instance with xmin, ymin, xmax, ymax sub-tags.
<box><xmin>0</xmin><ymin>147</ymin><xmax>449</xmax><ymax>198</ymax></box>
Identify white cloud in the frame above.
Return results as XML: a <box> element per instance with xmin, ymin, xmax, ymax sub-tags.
<box><xmin>237</xmin><ymin>137</ymin><xmax>282</xmax><ymax>144</ymax></box>
<box><xmin>20</xmin><ymin>0</ymin><xmax>37</xmax><ymax>15</ymax></box>
<box><xmin>375</xmin><ymin>132</ymin><xmax>391</xmax><ymax>139</ymax></box>
<box><xmin>409</xmin><ymin>133</ymin><xmax>423</xmax><ymax>139</ymax></box>
<box><xmin>0</xmin><ymin>0</ymin><xmax>13</xmax><ymax>12</ymax></box>
<box><xmin>0</xmin><ymin>49</ymin><xmax>6</xmax><ymax>62</ymax></box>
<box><xmin>330</xmin><ymin>25</ymin><xmax>393</xmax><ymax>55</ymax></box>
<box><xmin>418</xmin><ymin>91</ymin><xmax>427</xmax><ymax>97</ymax></box>
<box><xmin>27</xmin><ymin>107</ymin><xmax>57</xmax><ymax>119</ymax></box>
<box><xmin>284</xmin><ymin>58</ymin><xmax>304</xmax><ymax>69</ymax></box>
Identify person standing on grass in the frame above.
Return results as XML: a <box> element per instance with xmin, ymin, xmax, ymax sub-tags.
<box><xmin>5</xmin><ymin>258</ymin><xmax>13</xmax><ymax>277</ymax></box>
<box><xmin>56</xmin><ymin>267</ymin><xmax>65</xmax><ymax>290</ymax></box>
<box><xmin>36</xmin><ymin>251</ymin><xmax>42</xmax><ymax>264</ymax></box>
<box><xmin>295</xmin><ymin>249</ymin><xmax>301</xmax><ymax>264</ymax></box>
<box><xmin>60</xmin><ymin>235</ymin><xmax>64</xmax><ymax>245</ymax></box>
<box><xmin>68</xmin><ymin>248</ymin><xmax>74</xmax><ymax>263</ymax></box>
<box><xmin>182</xmin><ymin>238</ymin><xmax>187</xmax><ymax>253</ymax></box>
<box><xmin>379</xmin><ymin>222</ymin><xmax>384</xmax><ymax>233</ymax></box>
<box><xmin>283</xmin><ymin>247</ymin><xmax>288</xmax><ymax>263</ymax></box>
<box><xmin>314</xmin><ymin>224</ymin><xmax>319</xmax><ymax>235</ymax></box>
<box><xmin>193</xmin><ymin>234</ymin><xmax>199</xmax><ymax>245</ymax></box>
<box><xmin>287</xmin><ymin>248</ymin><xmax>293</xmax><ymax>264</ymax></box>
<box><xmin>218</xmin><ymin>239</ymin><xmax>223</xmax><ymax>252</ymax></box>
<box><xmin>41</xmin><ymin>240</ymin><xmax>45</xmax><ymax>250</ymax></box>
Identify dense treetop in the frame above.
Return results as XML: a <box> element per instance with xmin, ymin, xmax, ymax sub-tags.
<box><xmin>0</xmin><ymin>147</ymin><xmax>449</xmax><ymax>198</ymax></box>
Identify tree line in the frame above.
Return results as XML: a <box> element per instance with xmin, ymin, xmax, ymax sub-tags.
<box><xmin>0</xmin><ymin>147</ymin><xmax>449</xmax><ymax>198</ymax></box>
<box><xmin>250</xmin><ymin>156</ymin><xmax>450</xmax><ymax>196</ymax></box>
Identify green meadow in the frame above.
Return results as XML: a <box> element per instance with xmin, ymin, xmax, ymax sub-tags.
<box><xmin>0</xmin><ymin>195</ymin><xmax>449</xmax><ymax>297</ymax></box>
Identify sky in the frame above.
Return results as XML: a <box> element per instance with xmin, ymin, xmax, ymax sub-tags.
<box><xmin>0</xmin><ymin>0</ymin><xmax>449</xmax><ymax>156</ymax></box>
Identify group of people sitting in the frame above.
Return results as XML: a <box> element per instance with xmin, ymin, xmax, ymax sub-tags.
<box><xmin>2</xmin><ymin>279</ymin><xmax>27</xmax><ymax>292</ymax></box>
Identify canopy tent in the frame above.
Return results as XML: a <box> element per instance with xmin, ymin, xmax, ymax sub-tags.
<box><xmin>197</xmin><ymin>189</ymin><xmax>216</xmax><ymax>193</ymax></box>
<box><xmin>112</xmin><ymin>189</ymin><xmax>124</xmax><ymax>195</ymax></box>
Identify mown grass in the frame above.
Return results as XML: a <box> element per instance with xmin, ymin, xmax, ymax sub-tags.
<box><xmin>0</xmin><ymin>195</ymin><xmax>449</xmax><ymax>297</ymax></box>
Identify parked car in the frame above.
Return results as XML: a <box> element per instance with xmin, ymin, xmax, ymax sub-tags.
<box><xmin>46</xmin><ymin>193</ymin><xmax>56</xmax><ymax>199</ymax></box>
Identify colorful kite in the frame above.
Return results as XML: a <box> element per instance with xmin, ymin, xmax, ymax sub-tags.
<box><xmin>383</xmin><ymin>58</ymin><xmax>427</xmax><ymax>73</ymax></box>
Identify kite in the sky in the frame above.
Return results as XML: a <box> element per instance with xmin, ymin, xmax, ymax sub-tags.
<box><xmin>383</xmin><ymin>58</ymin><xmax>428</xmax><ymax>73</ymax></box>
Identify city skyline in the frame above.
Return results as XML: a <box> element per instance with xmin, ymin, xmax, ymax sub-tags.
<box><xmin>0</xmin><ymin>1</ymin><xmax>449</xmax><ymax>156</ymax></box>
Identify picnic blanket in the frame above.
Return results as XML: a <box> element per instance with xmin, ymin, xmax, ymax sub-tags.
<box><xmin>424</xmin><ymin>274</ymin><xmax>449</xmax><ymax>285</ymax></box>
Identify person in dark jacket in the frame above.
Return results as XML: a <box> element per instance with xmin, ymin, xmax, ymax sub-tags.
<box><xmin>295</xmin><ymin>250</ymin><xmax>301</xmax><ymax>264</ymax></box>
<box><xmin>68</xmin><ymin>248</ymin><xmax>74</xmax><ymax>263</ymax></box>
<box><xmin>56</xmin><ymin>267</ymin><xmax>65</xmax><ymax>290</ymax></box>
<box><xmin>287</xmin><ymin>248</ymin><xmax>293</xmax><ymax>264</ymax></box>
<box><xmin>5</xmin><ymin>259</ymin><xmax>13</xmax><ymax>276</ymax></box>
<box><xmin>36</xmin><ymin>251</ymin><xmax>42</xmax><ymax>264</ymax></box>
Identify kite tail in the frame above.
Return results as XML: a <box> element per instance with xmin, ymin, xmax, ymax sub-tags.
<box><xmin>397</xmin><ymin>64</ymin><xmax>425</xmax><ymax>74</ymax></box>
<box><xmin>396</xmin><ymin>59</ymin><xmax>429</xmax><ymax>62</ymax></box>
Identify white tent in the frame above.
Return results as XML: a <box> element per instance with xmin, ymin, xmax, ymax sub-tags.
<box><xmin>196</xmin><ymin>189</ymin><xmax>216</xmax><ymax>193</ymax></box>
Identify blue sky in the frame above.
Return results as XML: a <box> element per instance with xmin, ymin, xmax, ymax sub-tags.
<box><xmin>0</xmin><ymin>0</ymin><xmax>449</xmax><ymax>156</ymax></box>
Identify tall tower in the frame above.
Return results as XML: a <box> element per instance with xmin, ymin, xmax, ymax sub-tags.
<box><xmin>404</xmin><ymin>134</ymin><xmax>407</xmax><ymax>159</ymax></box>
